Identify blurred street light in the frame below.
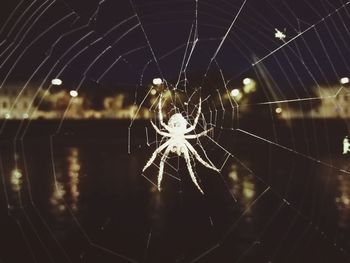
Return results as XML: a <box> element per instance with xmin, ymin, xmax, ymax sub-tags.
<box><xmin>243</xmin><ymin>78</ymin><xmax>257</xmax><ymax>94</ymax></box>
<box><xmin>150</xmin><ymin>89</ymin><xmax>157</xmax><ymax>95</ymax></box>
<box><xmin>275</xmin><ymin>107</ymin><xmax>282</xmax><ymax>114</ymax></box>
<box><xmin>340</xmin><ymin>77</ymin><xmax>349</xmax><ymax>85</ymax></box>
<box><xmin>51</xmin><ymin>78</ymin><xmax>62</xmax><ymax>85</ymax></box>
<box><xmin>242</xmin><ymin>78</ymin><xmax>252</xmax><ymax>85</ymax></box>
<box><xmin>70</xmin><ymin>90</ymin><xmax>78</xmax><ymax>97</ymax></box>
<box><xmin>231</xmin><ymin>89</ymin><xmax>240</xmax><ymax>97</ymax></box>
<box><xmin>153</xmin><ymin>78</ymin><xmax>163</xmax><ymax>85</ymax></box>
<box><xmin>230</xmin><ymin>88</ymin><xmax>243</xmax><ymax>101</ymax></box>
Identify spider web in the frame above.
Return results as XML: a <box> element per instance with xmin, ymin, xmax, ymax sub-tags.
<box><xmin>0</xmin><ymin>0</ymin><xmax>350</xmax><ymax>262</ymax></box>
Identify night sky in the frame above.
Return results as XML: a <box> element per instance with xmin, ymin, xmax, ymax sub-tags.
<box><xmin>0</xmin><ymin>0</ymin><xmax>349</xmax><ymax>96</ymax></box>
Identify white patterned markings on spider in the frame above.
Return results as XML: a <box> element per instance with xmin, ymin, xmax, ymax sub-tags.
<box><xmin>142</xmin><ymin>96</ymin><xmax>220</xmax><ymax>194</ymax></box>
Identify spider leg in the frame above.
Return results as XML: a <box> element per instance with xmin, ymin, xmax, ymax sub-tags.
<box><xmin>158</xmin><ymin>94</ymin><xmax>171</xmax><ymax>131</ymax></box>
<box><xmin>143</xmin><ymin>140</ymin><xmax>171</xmax><ymax>172</ymax></box>
<box><xmin>183</xmin><ymin>146</ymin><xmax>204</xmax><ymax>194</ymax></box>
<box><xmin>184</xmin><ymin>141</ymin><xmax>220</xmax><ymax>172</ymax></box>
<box><xmin>157</xmin><ymin>144</ymin><xmax>172</xmax><ymax>192</ymax></box>
<box><xmin>185</xmin><ymin>97</ymin><xmax>201</xmax><ymax>133</ymax></box>
<box><xmin>184</xmin><ymin>128</ymin><xmax>213</xmax><ymax>139</ymax></box>
<box><xmin>151</xmin><ymin>120</ymin><xmax>171</xmax><ymax>137</ymax></box>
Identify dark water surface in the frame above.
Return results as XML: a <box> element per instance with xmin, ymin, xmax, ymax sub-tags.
<box><xmin>0</xmin><ymin>120</ymin><xmax>350</xmax><ymax>263</ymax></box>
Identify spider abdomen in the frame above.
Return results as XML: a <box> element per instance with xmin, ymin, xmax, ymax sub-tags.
<box><xmin>170</xmin><ymin>143</ymin><xmax>185</xmax><ymax>156</ymax></box>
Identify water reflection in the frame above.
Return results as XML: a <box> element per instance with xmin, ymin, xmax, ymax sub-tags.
<box><xmin>67</xmin><ymin>148</ymin><xmax>80</xmax><ymax>211</ymax></box>
<box><xmin>8</xmin><ymin>152</ymin><xmax>23</xmax><ymax>194</ymax></box>
<box><xmin>227</xmin><ymin>163</ymin><xmax>255</xmax><ymax>219</ymax></box>
<box><xmin>5</xmin><ymin>152</ymin><xmax>26</xmax><ymax>208</ymax></box>
<box><xmin>10</xmin><ymin>168</ymin><xmax>23</xmax><ymax>193</ymax></box>
<box><xmin>335</xmin><ymin>171</ymin><xmax>350</xmax><ymax>228</ymax></box>
<box><xmin>50</xmin><ymin>147</ymin><xmax>81</xmax><ymax>216</ymax></box>
<box><xmin>3</xmin><ymin>140</ymin><xmax>350</xmax><ymax>263</ymax></box>
<box><xmin>50</xmin><ymin>181</ymin><xmax>66</xmax><ymax>214</ymax></box>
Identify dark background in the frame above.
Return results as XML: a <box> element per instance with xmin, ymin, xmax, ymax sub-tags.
<box><xmin>1</xmin><ymin>0</ymin><xmax>350</xmax><ymax>262</ymax></box>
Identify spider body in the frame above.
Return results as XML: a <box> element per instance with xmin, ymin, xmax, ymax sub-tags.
<box><xmin>142</xmin><ymin>95</ymin><xmax>220</xmax><ymax>194</ymax></box>
<box><xmin>167</xmin><ymin>113</ymin><xmax>188</xmax><ymax>155</ymax></box>
<box><xmin>168</xmin><ymin>113</ymin><xmax>187</xmax><ymax>130</ymax></box>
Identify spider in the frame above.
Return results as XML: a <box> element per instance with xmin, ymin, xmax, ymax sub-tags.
<box><xmin>142</xmin><ymin>95</ymin><xmax>220</xmax><ymax>194</ymax></box>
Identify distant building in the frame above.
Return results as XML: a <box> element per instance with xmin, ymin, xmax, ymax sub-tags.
<box><xmin>0</xmin><ymin>83</ymin><xmax>37</xmax><ymax>119</ymax></box>
<box><xmin>103</xmin><ymin>94</ymin><xmax>150</xmax><ymax>119</ymax></box>
<box><xmin>279</xmin><ymin>85</ymin><xmax>350</xmax><ymax>119</ymax></box>
<box><xmin>0</xmin><ymin>82</ymin><xmax>160</xmax><ymax>120</ymax></box>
